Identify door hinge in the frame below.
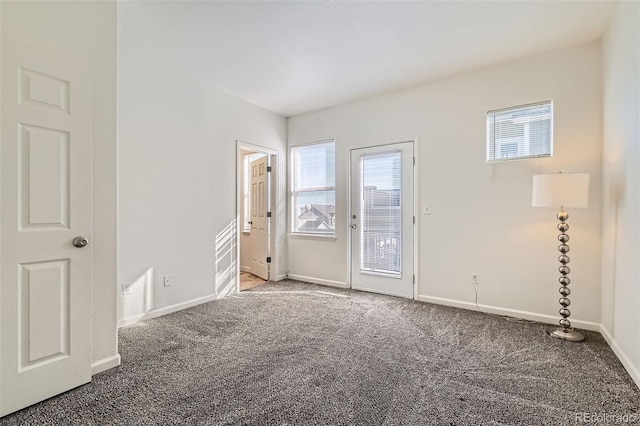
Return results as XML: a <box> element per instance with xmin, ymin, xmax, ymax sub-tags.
<box><xmin>267</xmin><ymin>166</ymin><xmax>272</xmax><ymax>172</ymax></box>
<box><xmin>413</xmin><ymin>157</ymin><xmax>415</xmax><ymax>166</ymax></box>
<box><xmin>267</xmin><ymin>211</ymin><xmax>272</xmax><ymax>217</ymax></box>
<box><xmin>413</xmin><ymin>216</ymin><xmax>415</xmax><ymax>225</ymax></box>
<box><xmin>266</xmin><ymin>257</ymin><xmax>272</xmax><ymax>263</ymax></box>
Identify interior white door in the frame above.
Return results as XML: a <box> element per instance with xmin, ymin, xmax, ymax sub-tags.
<box><xmin>1</xmin><ymin>44</ymin><xmax>92</xmax><ymax>416</ymax></box>
<box><xmin>350</xmin><ymin>141</ymin><xmax>414</xmax><ymax>299</ymax></box>
<box><xmin>249</xmin><ymin>156</ymin><xmax>269</xmax><ymax>280</ymax></box>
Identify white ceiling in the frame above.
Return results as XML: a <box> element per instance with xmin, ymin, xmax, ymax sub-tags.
<box><xmin>121</xmin><ymin>1</ymin><xmax>617</xmax><ymax>117</ymax></box>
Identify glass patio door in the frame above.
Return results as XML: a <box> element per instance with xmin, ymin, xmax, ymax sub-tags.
<box><xmin>350</xmin><ymin>141</ymin><xmax>414</xmax><ymax>298</ymax></box>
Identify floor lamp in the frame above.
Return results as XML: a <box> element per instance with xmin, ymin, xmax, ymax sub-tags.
<box><xmin>532</xmin><ymin>172</ymin><xmax>590</xmax><ymax>342</ymax></box>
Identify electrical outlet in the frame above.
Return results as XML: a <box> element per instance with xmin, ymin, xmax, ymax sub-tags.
<box><xmin>279</xmin><ymin>255</ymin><xmax>283</xmax><ymax>262</ymax></box>
<box><xmin>471</xmin><ymin>273</ymin><xmax>479</xmax><ymax>285</ymax></box>
<box><xmin>164</xmin><ymin>274</ymin><xmax>172</xmax><ymax>287</ymax></box>
<box><xmin>423</xmin><ymin>203</ymin><xmax>431</xmax><ymax>215</ymax></box>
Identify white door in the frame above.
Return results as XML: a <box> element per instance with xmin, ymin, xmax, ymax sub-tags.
<box><xmin>249</xmin><ymin>156</ymin><xmax>269</xmax><ymax>280</ymax></box>
<box><xmin>1</xmin><ymin>44</ymin><xmax>92</xmax><ymax>416</ymax></box>
<box><xmin>350</xmin><ymin>141</ymin><xmax>414</xmax><ymax>299</ymax></box>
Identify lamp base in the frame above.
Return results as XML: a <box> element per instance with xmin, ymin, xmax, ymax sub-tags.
<box><xmin>548</xmin><ymin>328</ymin><xmax>585</xmax><ymax>342</ymax></box>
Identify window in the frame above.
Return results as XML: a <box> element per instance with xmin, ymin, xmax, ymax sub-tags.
<box><xmin>361</xmin><ymin>151</ymin><xmax>402</xmax><ymax>275</ymax></box>
<box><xmin>291</xmin><ymin>140</ymin><xmax>336</xmax><ymax>235</ymax></box>
<box><xmin>487</xmin><ymin>101</ymin><xmax>553</xmax><ymax>162</ymax></box>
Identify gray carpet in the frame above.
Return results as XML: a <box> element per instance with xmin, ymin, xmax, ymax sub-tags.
<box><xmin>1</xmin><ymin>280</ymin><xmax>639</xmax><ymax>425</ymax></box>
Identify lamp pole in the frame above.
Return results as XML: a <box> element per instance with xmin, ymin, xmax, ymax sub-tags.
<box><xmin>550</xmin><ymin>208</ymin><xmax>584</xmax><ymax>342</ymax></box>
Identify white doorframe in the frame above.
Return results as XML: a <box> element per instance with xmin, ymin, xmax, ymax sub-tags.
<box><xmin>347</xmin><ymin>138</ymin><xmax>419</xmax><ymax>300</ymax></box>
<box><xmin>235</xmin><ymin>141</ymin><xmax>278</xmax><ymax>292</ymax></box>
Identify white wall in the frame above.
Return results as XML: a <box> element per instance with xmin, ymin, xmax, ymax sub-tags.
<box><xmin>1</xmin><ymin>1</ymin><xmax>119</xmax><ymax>372</ymax></box>
<box><xmin>118</xmin><ymin>4</ymin><xmax>287</xmax><ymax>324</ymax></box>
<box><xmin>601</xmin><ymin>0</ymin><xmax>640</xmax><ymax>386</ymax></box>
<box><xmin>288</xmin><ymin>43</ymin><xmax>603</xmax><ymax>326</ymax></box>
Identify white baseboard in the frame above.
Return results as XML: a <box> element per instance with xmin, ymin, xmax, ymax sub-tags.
<box><xmin>118</xmin><ymin>293</ymin><xmax>218</xmax><ymax>328</ymax></box>
<box><xmin>240</xmin><ymin>266</ymin><xmax>251</xmax><ymax>273</ymax></box>
<box><xmin>91</xmin><ymin>353</ymin><xmax>121</xmax><ymax>375</ymax></box>
<box><xmin>275</xmin><ymin>274</ymin><xmax>287</xmax><ymax>281</ymax></box>
<box><xmin>287</xmin><ymin>274</ymin><xmax>349</xmax><ymax>289</ymax></box>
<box><xmin>417</xmin><ymin>294</ymin><xmax>601</xmax><ymax>332</ymax></box>
<box><xmin>600</xmin><ymin>326</ymin><xmax>640</xmax><ymax>389</ymax></box>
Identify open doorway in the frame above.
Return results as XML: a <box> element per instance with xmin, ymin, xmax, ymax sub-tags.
<box><xmin>237</xmin><ymin>142</ymin><xmax>277</xmax><ymax>292</ymax></box>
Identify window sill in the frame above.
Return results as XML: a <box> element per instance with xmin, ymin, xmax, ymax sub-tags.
<box><xmin>486</xmin><ymin>154</ymin><xmax>551</xmax><ymax>163</ymax></box>
<box><xmin>289</xmin><ymin>233</ymin><xmax>337</xmax><ymax>241</ymax></box>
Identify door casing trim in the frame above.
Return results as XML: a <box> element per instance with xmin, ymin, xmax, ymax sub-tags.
<box><xmin>236</xmin><ymin>141</ymin><xmax>279</xmax><ymax>291</ymax></box>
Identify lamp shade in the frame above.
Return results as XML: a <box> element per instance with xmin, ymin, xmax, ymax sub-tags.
<box><xmin>532</xmin><ymin>173</ymin><xmax>590</xmax><ymax>208</ymax></box>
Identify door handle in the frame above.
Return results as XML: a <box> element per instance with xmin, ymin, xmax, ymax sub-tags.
<box><xmin>351</xmin><ymin>224</ymin><xmax>357</xmax><ymax>229</ymax></box>
<box><xmin>248</xmin><ymin>221</ymin><xmax>253</xmax><ymax>225</ymax></box>
<box><xmin>72</xmin><ymin>236</ymin><xmax>89</xmax><ymax>248</ymax></box>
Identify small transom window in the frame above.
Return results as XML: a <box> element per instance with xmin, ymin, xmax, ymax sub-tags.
<box><xmin>487</xmin><ymin>101</ymin><xmax>553</xmax><ymax>162</ymax></box>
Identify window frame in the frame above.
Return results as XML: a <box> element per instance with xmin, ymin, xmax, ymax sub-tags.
<box><xmin>290</xmin><ymin>139</ymin><xmax>336</xmax><ymax>237</ymax></box>
<box><xmin>486</xmin><ymin>100</ymin><xmax>554</xmax><ymax>163</ymax></box>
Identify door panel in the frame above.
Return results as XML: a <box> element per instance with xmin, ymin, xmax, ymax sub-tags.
<box><xmin>350</xmin><ymin>142</ymin><xmax>414</xmax><ymax>298</ymax></box>
<box><xmin>249</xmin><ymin>156</ymin><xmax>269</xmax><ymax>280</ymax></box>
<box><xmin>1</xmin><ymin>44</ymin><xmax>92</xmax><ymax>416</ymax></box>
<box><xmin>22</xmin><ymin>259</ymin><xmax>70</xmax><ymax>365</ymax></box>
<box><xmin>21</xmin><ymin>124</ymin><xmax>71</xmax><ymax>228</ymax></box>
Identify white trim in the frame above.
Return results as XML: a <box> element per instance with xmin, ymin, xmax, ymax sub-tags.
<box><xmin>236</xmin><ymin>140</ymin><xmax>279</xmax><ymax>293</ymax></box>
<box><xmin>276</xmin><ymin>273</ymin><xmax>287</xmax><ymax>281</ymax></box>
<box><xmin>289</xmin><ymin>138</ymin><xmax>335</xmax><ymax>149</ymax></box>
<box><xmin>91</xmin><ymin>353</ymin><xmax>121</xmax><ymax>375</ymax></box>
<box><xmin>347</xmin><ymin>144</ymin><xmax>353</xmax><ymax>288</ymax></box>
<box><xmin>287</xmin><ymin>274</ymin><xmax>349</xmax><ymax>289</ymax></box>
<box><xmin>237</xmin><ymin>141</ymin><xmax>278</xmax><ymax>156</ymax></box>
<box><xmin>118</xmin><ymin>293</ymin><xmax>218</xmax><ymax>328</ymax></box>
<box><xmin>352</xmin><ymin>286</ymin><xmax>412</xmax><ymax>299</ymax></box>
<box><xmin>412</xmin><ymin>137</ymin><xmax>419</xmax><ymax>301</ymax></box>
<box><xmin>240</xmin><ymin>265</ymin><xmax>252</xmax><ymax>273</ymax></box>
<box><xmin>288</xmin><ymin>233</ymin><xmax>337</xmax><ymax>241</ymax></box>
<box><xmin>600</xmin><ymin>326</ymin><xmax>640</xmax><ymax>389</ymax></box>
<box><xmin>417</xmin><ymin>294</ymin><xmax>601</xmax><ymax>332</ymax></box>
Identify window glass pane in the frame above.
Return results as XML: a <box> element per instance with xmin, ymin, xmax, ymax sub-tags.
<box><xmin>361</xmin><ymin>152</ymin><xmax>401</xmax><ymax>275</ymax></box>
<box><xmin>294</xmin><ymin>190</ymin><xmax>336</xmax><ymax>234</ymax></box>
<box><xmin>294</xmin><ymin>142</ymin><xmax>335</xmax><ymax>189</ymax></box>
<box><xmin>291</xmin><ymin>140</ymin><xmax>336</xmax><ymax>234</ymax></box>
<box><xmin>487</xmin><ymin>102</ymin><xmax>552</xmax><ymax>162</ymax></box>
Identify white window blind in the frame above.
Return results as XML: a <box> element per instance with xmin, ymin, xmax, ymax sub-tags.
<box><xmin>291</xmin><ymin>140</ymin><xmax>336</xmax><ymax>235</ymax></box>
<box><xmin>361</xmin><ymin>151</ymin><xmax>401</xmax><ymax>275</ymax></box>
<box><xmin>487</xmin><ymin>101</ymin><xmax>553</xmax><ymax>162</ymax></box>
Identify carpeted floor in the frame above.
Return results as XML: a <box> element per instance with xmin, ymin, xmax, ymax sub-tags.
<box><xmin>1</xmin><ymin>280</ymin><xmax>639</xmax><ymax>425</ymax></box>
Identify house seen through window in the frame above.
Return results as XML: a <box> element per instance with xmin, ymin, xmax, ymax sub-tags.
<box><xmin>487</xmin><ymin>101</ymin><xmax>553</xmax><ymax>162</ymax></box>
<box><xmin>291</xmin><ymin>140</ymin><xmax>336</xmax><ymax>235</ymax></box>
